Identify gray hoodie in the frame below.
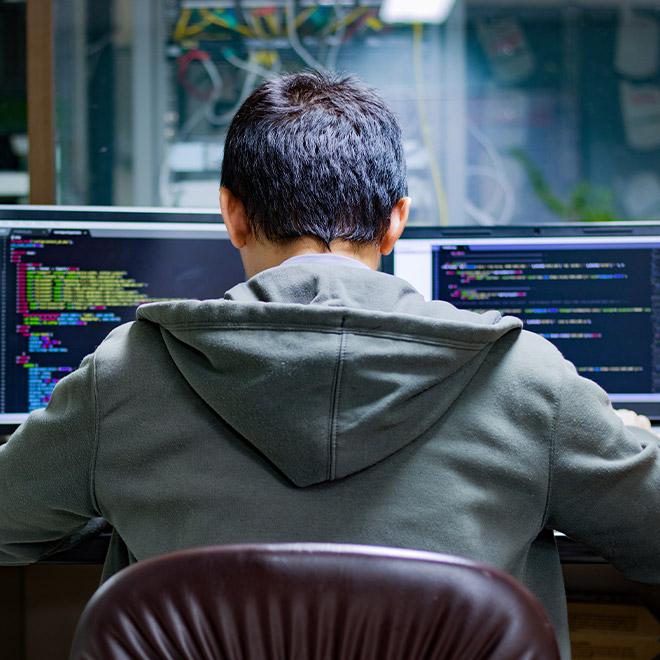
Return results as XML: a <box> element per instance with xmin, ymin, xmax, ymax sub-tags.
<box><xmin>2</xmin><ymin>262</ymin><xmax>659</xmax><ymax>658</ymax></box>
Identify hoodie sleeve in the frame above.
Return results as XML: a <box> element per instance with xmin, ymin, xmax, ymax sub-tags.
<box><xmin>546</xmin><ymin>361</ymin><xmax>660</xmax><ymax>583</ymax></box>
<box><xmin>0</xmin><ymin>354</ymin><xmax>99</xmax><ymax>564</ymax></box>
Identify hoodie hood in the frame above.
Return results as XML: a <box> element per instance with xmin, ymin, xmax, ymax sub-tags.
<box><xmin>137</xmin><ymin>262</ymin><xmax>522</xmax><ymax>487</ymax></box>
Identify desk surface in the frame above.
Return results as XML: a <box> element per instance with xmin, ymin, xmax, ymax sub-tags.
<box><xmin>39</xmin><ymin>531</ymin><xmax>607</xmax><ymax>565</ymax></box>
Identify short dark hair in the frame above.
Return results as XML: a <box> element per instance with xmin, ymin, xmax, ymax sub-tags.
<box><xmin>221</xmin><ymin>71</ymin><xmax>407</xmax><ymax>247</ymax></box>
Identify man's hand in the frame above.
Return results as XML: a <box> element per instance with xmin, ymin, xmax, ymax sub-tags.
<box><xmin>615</xmin><ymin>408</ymin><xmax>653</xmax><ymax>430</ymax></box>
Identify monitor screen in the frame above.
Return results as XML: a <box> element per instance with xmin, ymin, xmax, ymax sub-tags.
<box><xmin>1</xmin><ymin>211</ymin><xmax>243</xmax><ymax>428</ymax></box>
<box><xmin>391</xmin><ymin>230</ymin><xmax>660</xmax><ymax>414</ymax></box>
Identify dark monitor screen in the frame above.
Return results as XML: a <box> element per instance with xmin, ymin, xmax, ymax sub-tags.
<box><xmin>388</xmin><ymin>226</ymin><xmax>660</xmax><ymax>418</ymax></box>
<box><xmin>1</xmin><ymin>207</ymin><xmax>243</xmax><ymax>428</ymax></box>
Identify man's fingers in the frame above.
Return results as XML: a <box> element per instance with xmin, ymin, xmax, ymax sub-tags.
<box><xmin>615</xmin><ymin>408</ymin><xmax>652</xmax><ymax>429</ymax></box>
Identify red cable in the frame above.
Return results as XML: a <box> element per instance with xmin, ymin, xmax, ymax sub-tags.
<box><xmin>177</xmin><ymin>49</ymin><xmax>212</xmax><ymax>100</ymax></box>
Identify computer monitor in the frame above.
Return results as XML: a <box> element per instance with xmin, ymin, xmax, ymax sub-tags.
<box><xmin>384</xmin><ymin>224</ymin><xmax>660</xmax><ymax>419</ymax></box>
<box><xmin>1</xmin><ymin>205</ymin><xmax>244</xmax><ymax>432</ymax></box>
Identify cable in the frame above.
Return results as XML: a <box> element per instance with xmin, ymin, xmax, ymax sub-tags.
<box><xmin>325</xmin><ymin>6</ymin><xmax>366</xmax><ymax>35</ymax></box>
<box><xmin>221</xmin><ymin>49</ymin><xmax>280</xmax><ymax>80</ymax></box>
<box><xmin>199</xmin><ymin>8</ymin><xmax>252</xmax><ymax>38</ymax></box>
<box><xmin>176</xmin><ymin>54</ymin><xmax>224</xmax><ymax>139</ymax></box>
<box><xmin>294</xmin><ymin>6</ymin><xmax>316</xmax><ymax>29</ymax></box>
<box><xmin>467</xmin><ymin>124</ymin><xmax>515</xmax><ymax>224</ymax></box>
<box><xmin>464</xmin><ymin>199</ymin><xmax>498</xmax><ymax>225</ymax></box>
<box><xmin>206</xmin><ymin>51</ymin><xmax>280</xmax><ymax>126</ymax></box>
<box><xmin>206</xmin><ymin>68</ymin><xmax>259</xmax><ymax>126</ymax></box>
<box><xmin>285</xmin><ymin>0</ymin><xmax>325</xmax><ymax>70</ymax></box>
<box><xmin>173</xmin><ymin>8</ymin><xmax>193</xmax><ymax>41</ymax></box>
<box><xmin>232</xmin><ymin>0</ymin><xmax>250</xmax><ymax>35</ymax></box>
<box><xmin>343</xmin><ymin>8</ymin><xmax>373</xmax><ymax>42</ymax></box>
<box><xmin>325</xmin><ymin>4</ymin><xmax>348</xmax><ymax>70</ymax></box>
<box><xmin>413</xmin><ymin>23</ymin><xmax>449</xmax><ymax>226</ymax></box>
<box><xmin>246</xmin><ymin>10</ymin><xmax>268</xmax><ymax>40</ymax></box>
<box><xmin>177</xmin><ymin>50</ymin><xmax>217</xmax><ymax>100</ymax></box>
<box><xmin>466</xmin><ymin>167</ymin><xmax>506</xmax><ymax>215</ymax></box>
<box><xmin>160</xmin><ymin>91</ymin><xmax>216</xmax><ymax>205</ymax></box>
<box><xmin>465</xmin><ymin>168</ymin><xmax>508</xmax><ymax>225</ymax></box>
<box><xmin>259</xmin><ymin>8</ymin><xmax>281</xmax><ymax>37</ymax></box>
<box><xmin>175</xmin><ymin>10</ymin><xmax>215</xmax><ymax>40</ymax></box>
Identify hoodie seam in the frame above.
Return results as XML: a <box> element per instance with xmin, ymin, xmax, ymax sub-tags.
<box><xmin>327</xmin><ymin>319</ymin><xmax>347</xmax><ymax>481</ymax></box>
<box><xmin>159</xmin><ymin>323</ymin><xmax>488</xmax><ymax>350</ymax></box>
<box><xmin>89</xmin><ymin>352</ymin><xmax>102</xmax><ymax>515</ymax></box>
<box><xmin>539</xmin><ymin>368</ymin><xmax>563</xmax><ymax>533</ymax></box>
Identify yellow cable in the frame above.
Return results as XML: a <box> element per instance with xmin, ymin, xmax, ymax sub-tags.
<box><xmin>174</xmin><ymin>9</ymin><xmax>192</xmax><ymax>41</ymax></box>
<box><xmin>294</xmin><ymin>6</ymin><xmax>316</xmax><ymax>28</ymax></box>
<box><xmin>200</xmin><ymin>9</ymin><xmax>253</xmax><ymax>38</ymax></box>
<box><xmin>365</xmin><ymin>16</ymin><xmax>383</xmax><ymax>31</ymax></box>
<box><xmin>413</xmin><ymin>23</ymin><xmax>449</xmax><ymax>226</ymax></box>
<box><xmin>247</xmin><ymin>12</ymin><xmax>268</xmax><ymax>39</ymax></box>
<box><xmin>264</xmin><ymin>12</ymin><xmax>280</xmax><ymax>36</ymax></box>
<box><xmin>326</xmin><ymin>6</ymin><xmax>367</xmax><ymax>34</ymax></box>
<box><xmin>183</xmin><ymin>20</ymin><xmax>211</xmax><ymax>38</ymax></box>
<box><xmin>254</xmin><ymin>50</ymin><xmax>278</xmax><ymax>67</ymax></box>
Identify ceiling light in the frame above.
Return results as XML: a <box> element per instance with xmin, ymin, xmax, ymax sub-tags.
<box><xmin>380</xmin><ymin>0</ymin><xmax>458</xmax><ymax>24</ymax></box>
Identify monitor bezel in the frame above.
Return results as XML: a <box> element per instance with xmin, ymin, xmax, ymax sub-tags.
<box><xmin>0</xmin><ymin>204</ymin><xmax>223</xmax><ymax>224</ymax></box>
<box><xmin>381</xmin><ymin>221</ymin><xmax>660</xmax><ymax>274</ymax></box>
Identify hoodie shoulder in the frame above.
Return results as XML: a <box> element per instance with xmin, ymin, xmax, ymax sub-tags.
<box><xmin>93</xmin><ymin>318</ymin><xmax>168</xmax><ymax>383</ymax></box>
<box><xmin>481</xmin><ymin>326</ymin><xmax>569</xmax><ymax>420</ymax></box>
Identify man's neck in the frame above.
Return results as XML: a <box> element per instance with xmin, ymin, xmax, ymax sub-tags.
<box><xmin>242</xmin><ymin>237</ymin><xmax>380</xmax><ymax>278</ymax></box>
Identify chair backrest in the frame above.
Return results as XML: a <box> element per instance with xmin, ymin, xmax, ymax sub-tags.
<box><xmin>70</xmin><ymin>543</ymin><xmax>560</xmax><ymax>660</ymax></box>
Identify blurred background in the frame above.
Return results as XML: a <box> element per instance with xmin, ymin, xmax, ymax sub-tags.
<box><xmin>3</xmin><ymin>0</ymin><xmax>660</xmax><ymax>225</ymax></box>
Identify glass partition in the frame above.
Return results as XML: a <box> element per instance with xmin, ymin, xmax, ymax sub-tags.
<box><xmin>53</xmin><ymin>1</ymin><xmax>660</xmax><ymax>225</ymax></box>
<box><xmin>0</xmin><ymin>0</ymin><xmax>28</xmax><ymax>203</ymax></box>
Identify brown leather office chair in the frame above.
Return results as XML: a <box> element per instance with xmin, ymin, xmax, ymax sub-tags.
<box><xmin>70</xmin><ymin>543</ymin><xmax>559</xmax><ymax>660</ymax></box>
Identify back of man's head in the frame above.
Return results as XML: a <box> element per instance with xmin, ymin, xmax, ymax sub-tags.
<box><xmin>220</xmin><ymin>71</ymin><xmax>407</xmax><ymax>248</ymax></box>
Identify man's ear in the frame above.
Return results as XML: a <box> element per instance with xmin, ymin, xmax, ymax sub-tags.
<box><xmin>220</xmin><ymin>186</ymin><xmax>251</xmax><ymax>249</ymax></box>
<box><xmin>380</xmin><ymin>196</ymin><xmax>411</xmax><ymax>256</ymax></box>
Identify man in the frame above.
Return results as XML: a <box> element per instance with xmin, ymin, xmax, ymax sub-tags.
<box><xmin>1</xmin><ymin>72</ymin><xmax>658</xmax><ymax>658</ymax></box>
